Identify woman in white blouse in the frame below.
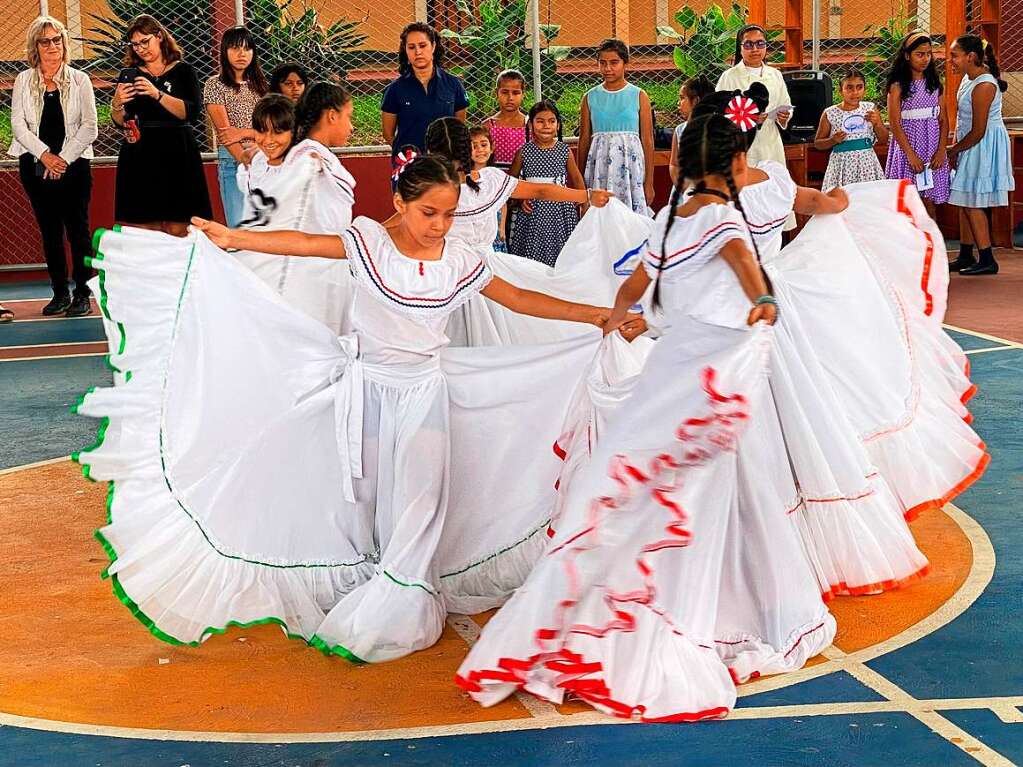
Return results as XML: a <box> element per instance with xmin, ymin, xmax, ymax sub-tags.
<box><xmin>717</xmin><ymin>23</ymin><xmax>795</xmax><ymax>229</ymax></box>
<box><xmin>717</xmin><ymin>24</ymin><xmax>792</xmax><ymax>167</ymax></box>
<box><xmin>8</xmin><ymin>16</ymin><xmax>98</xmax><ymax>317</ymax></box>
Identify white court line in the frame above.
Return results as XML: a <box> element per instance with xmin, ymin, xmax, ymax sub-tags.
<box><xmin>8</xmin><ymin>315</ymin><xmax>99</xmax><ymax>324</ymax></box>
<box><xmin>826</xmin><ymin>647</ymin><xmax>1016</xmax><ymax>767</ymax></box>
<box><xmin>0</xmin><ymin>352</ymin><xmax>106</xmax><ymax>363</ymax></box>
<box><xmin>0</xmin><ymin>297</ymin><xmax>53</xmax><ymax>304</ymax></box>
<box><xmin>964</xmin><ymin>346</ymin><xmax>1018</xmax><ymax>355</ymax></box>
<box><xmin>944</xmin><ymin>323</ymin><xmax>1023</xmax><ymax>350</ymax></box>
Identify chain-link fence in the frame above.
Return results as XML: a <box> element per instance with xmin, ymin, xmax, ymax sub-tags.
<box><xmin>0</xmin><ymin>0</ymin><xmax>1013</xmax><ymax>267</ymax></box>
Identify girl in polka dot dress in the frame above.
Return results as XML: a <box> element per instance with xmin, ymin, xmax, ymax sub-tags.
<box><xmin>509</xmin><ymin>100</ymin><xmax>585</xmax><ymax>267</ymax></box>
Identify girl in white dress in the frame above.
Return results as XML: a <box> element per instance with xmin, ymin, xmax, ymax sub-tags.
<box><xmin>457</xmin><ymin>113</ymin><xmax>838</xmax><ymax>720</ymax></box>
<box><xmin>235</xmin><ymin>83</ymin><xmax>358</xmax><ymax>333</ymax></box>
<box><xmin>553</xmin><ymin>89</ymin><xmax>986</xmax><ymax>600</ymax></box>
<box><xmin>76</xmin><ymin>155</ymin><xmax>631</xmax><ymax>666</ymax></box>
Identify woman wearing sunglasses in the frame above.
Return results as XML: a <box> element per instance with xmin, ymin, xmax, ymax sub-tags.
<box><xmin>8</xmin><ymin>16</ymin><xmax>97</xmax><ymax>317</ymax></box>
<box><xmin>717</xmin><ymin>25</ymin><xmax>795</xmax><ymax>229</ymax></box>
<box><xmin>110</xmin><ymin>14</ymin><xmax>212</xmax><ymax>236</ymax></box>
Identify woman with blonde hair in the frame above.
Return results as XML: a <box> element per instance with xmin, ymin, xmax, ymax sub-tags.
<box><xmin>111</xmin><ymin>14</ymin><xmax>211</xmax><ymax>235</ymax></box>
<box><xmin>8</xmin><ymin>16</ymin><xmax>98</xmax><ymax>316</ymax></box>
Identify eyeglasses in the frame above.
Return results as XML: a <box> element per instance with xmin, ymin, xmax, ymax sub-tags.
<box><xmin>128</xmin><ymin>35</ymin><xmax>155</xmax><ymax>50</ymax></box>
<box><xmin>742</xmin><ymin>40</ymin><xmax>768</xmax><ymax>50</ymax></box>
<box><xmin>37</xmin><ymin>35</ymin><xmax>63</xmax><ymax>48</ymax></box>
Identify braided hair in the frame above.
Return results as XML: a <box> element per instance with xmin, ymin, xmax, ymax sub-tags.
<box><xmin>424</xmin><ymin>117</ymin><xmax>480</xmax><ymax>192</ymax></box>
<box><xmin>653</xmin><ymin>110</ymin><xmax>764</xmax><ymax>307</ymax></box>
<box><xmin>294</xmin><ymin>81</ymin><xmax>352</xmax><ymax>143</ymax></box>
<box><xmin>395</xmin><ymin>153</ymin><xmax>461</xmax><ymax>202</ymax></box>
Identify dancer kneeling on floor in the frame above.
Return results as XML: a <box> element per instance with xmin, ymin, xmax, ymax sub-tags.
<box><xmin>186</xmin><ymin>154</ymin><xmax>635</xmax><ymax>663</ymax></box>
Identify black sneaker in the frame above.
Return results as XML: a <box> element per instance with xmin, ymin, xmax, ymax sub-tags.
<box><xmin>66</xmin><ymin>293</ymin><xmax>93</xmax><ymax>317</ymax></box>
<box><xmin>42</xmin><ymin>294</ymin><xmax>71</xmax><ymax>316</ymax></box>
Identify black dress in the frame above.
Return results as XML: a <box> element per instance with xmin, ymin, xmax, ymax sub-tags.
<box><xmin>115</xmin><ymin>61</ymin><xmax>212</xmax><ymax>223</ymax></box>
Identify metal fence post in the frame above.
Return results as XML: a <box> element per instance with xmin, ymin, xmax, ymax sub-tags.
<box><xmin>235</xmin><ymin>0</ymin><xmax>244</xmax><ymax>26</ymax></box>
<box><xmin>529</xmin><ymin>0</ymin><xmax>542</xmax><ymax>101</ymax></box>
<box><xmin>39</xmin><ymin>0</ymin><xmax>47</xmax><ymax>16</ymax></box>
<box><xmin>811</xmin><ymin>0</ymin><xmax>820</xmax><ymax>70</ymax></box>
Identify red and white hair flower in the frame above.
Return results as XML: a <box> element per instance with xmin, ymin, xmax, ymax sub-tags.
<box><xmin>724</xmin><ymin>95</ymin><xmax>760</xmax><ymax>132</ymax></box>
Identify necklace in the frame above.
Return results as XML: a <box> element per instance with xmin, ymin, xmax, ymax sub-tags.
<box><xmin>688</xmin><ymin>187</ymin><xmax>731</xmax><ymax>202</ymax></box>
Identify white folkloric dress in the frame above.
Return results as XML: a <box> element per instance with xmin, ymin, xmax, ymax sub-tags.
<box><xmin>456</xmin><ymin>203</ymin><xmax>836</xmax><ymax>721</ymax></box>
<box><xmin>234</xmin><ymin>139</ymin><xmax>357</xmax><ymax>334</ymax></box>
<box><xmin>75</xmin><ymin>216</ymin><xmax>604</xmax><ymax>663</ymax></box>
<box><xmin>447</xmin><ymin>167</ymin><xmax>654</xmax><ymax>346</ymax></box>
<box><xmin>743</xmin><ymin>164</ymin><xmax>987</xmax><ymax>592</ymax></box>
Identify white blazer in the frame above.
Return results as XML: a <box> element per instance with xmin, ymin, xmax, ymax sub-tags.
<box><xmin>7</xmin><ymin>64</ymin><xmax>98</xmax><ymax>162</ymax></box>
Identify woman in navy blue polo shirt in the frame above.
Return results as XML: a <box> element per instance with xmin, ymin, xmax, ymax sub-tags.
<box><xmin>381</xmin><ymin>23</ymin><xmax>468</xmax><ymax>157</ymax></box>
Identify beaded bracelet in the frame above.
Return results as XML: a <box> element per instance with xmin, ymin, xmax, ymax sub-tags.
<box><xmin>754</xmin><ymin>295</ymin><xmax>777</xmax><ymax>306</ymax></box>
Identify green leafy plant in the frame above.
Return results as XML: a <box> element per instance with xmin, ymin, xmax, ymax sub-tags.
<box><xmin>863</xmin><ymin>2</ymin><xmax>918</xmax><ymax>67</ymax></box>
<box><xmin>656</xmin><ymin>2</ymin><xmax>779</xmax><ymax>80</ymax></box>
<box><xmin>441</xmin><ymin>0</ymin><xmax>570</xmax><ymax>112</ymax></box>
<box><xmin>84</xmin><ymin>0</ymin><xmax>214</xmax><ymax>74</ymax></box>
<box><xmin>246</xmin><ymin>0</ymin><xmax>367</xmax><ymax>81</ymax></box>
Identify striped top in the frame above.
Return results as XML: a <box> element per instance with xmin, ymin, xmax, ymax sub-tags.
<box><xmin>343</xmin><ymin>217</ymin><xmax>493</xmax><ymax>365</ymax></box>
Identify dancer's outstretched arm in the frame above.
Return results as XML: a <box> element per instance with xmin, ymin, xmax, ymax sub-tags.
<box><xmin>190</xmin><ymin>217</ymin><xmax>346</xmax><ymax>259</ymax></box>
<box><xmin>482</xmin><ymin>275</ymin><xmax>615</xmax><ymax>329</ymax></box>
<box><xmin>793</xmin><ymin>186</ymin><xmax>848</xmax><ymax>216</ymax></box>
<box><xmin>608</xmin><ymin>267</ymin><xmax>651</xmax><ymax>331</ymax></box>
<box><xmin>510</xmin><ymin>182</ymin><xmax>614</xmax><ymax>208</ymax></box>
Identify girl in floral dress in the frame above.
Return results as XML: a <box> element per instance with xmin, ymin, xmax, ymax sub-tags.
<box><xmin>578</xmin><ymin>39</ymin><xmax>655</xmax><ymax>214</ymax></box>
<box><xmin>815</xmin><ymin>68</ymin><xmax>888</xmax><ymax>191</ymax></box>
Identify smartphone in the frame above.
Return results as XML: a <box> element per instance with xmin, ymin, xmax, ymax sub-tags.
<box><xmin>117</xmin><ymin>67</ymin><xmax>140</xmax><ymax>84</ymax></box>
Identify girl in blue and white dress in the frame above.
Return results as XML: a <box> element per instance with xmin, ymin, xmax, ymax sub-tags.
<box><xmin>947</xmin><ymin>34</ymin><xmax>1015</xmax><ymax>276</ymax></box>
<box><xmin>75</xmin><ymin>154</ymin><xmax>634</xmax><ymax>665</ymax></box>
<box><xmin>578</xmin><ymin>39</ymin><xmax>656</xmax><ymax>214</ymax></box>
<box><xmin>235</xmin><ymin>84</ymin><xmax>357</xmax><ymax>333</ymax></box>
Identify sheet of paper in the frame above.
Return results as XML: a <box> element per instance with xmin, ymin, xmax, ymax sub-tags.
<box><xmin>915</xmin><ymin>168</ymin><xmax>934</xmax><ymax>191</ymax></box>
<box><xmin>767</xmin><ymin>104</ymin><xmax>794</xmax><ymax>121</ymax></box>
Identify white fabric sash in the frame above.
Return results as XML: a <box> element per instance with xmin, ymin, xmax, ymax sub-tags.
<box><xmin>331</xmin><ymin>334</ymin><xmax>365</xmax><ymax>503</ymax></box>
<box><xmin>901</xmin><ymin>106</ymin><xmax>939</xmax><ymax>120</ymax></box>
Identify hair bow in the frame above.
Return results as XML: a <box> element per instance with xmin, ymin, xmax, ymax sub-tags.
<box><xmin>724</xmin><ymin>95</ymin><xmax>760</xmax><ymax>132</ymax></box>
<box><xmin>392</xmin><ymin>148</ymin><xmax>418</xmax><ymax>183</ymax></box>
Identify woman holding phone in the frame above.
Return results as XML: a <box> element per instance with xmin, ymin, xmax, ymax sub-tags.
<box><xmin>111</xmin><ymin>14</ymin><xmax>211</xmax><ymax>235</ymax></box>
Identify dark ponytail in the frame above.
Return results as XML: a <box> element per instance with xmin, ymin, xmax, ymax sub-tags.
<box><xmin>395</xmin><ymin>154</ymin><xmax>461</xmax><ymax>202</ymax></box>
<box><xmin>956</xmin><ymin>35</ymin><xmax>1008</xmax><ymax>92</ymax></box>
<box><xmin>294</xmin><ymin>81</ymin><xmax>352</xmax><ymax>142</ymax></box>
<box><xmin>424</xmin><ymin>117</ymin><xmax>480</xmax><ymax>192</ymax></box>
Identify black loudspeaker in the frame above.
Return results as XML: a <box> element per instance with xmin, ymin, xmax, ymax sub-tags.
<box><xmin>782</xmin><ymin>70</ymin><xmax>833</xmax><ymax>144</ymax></box>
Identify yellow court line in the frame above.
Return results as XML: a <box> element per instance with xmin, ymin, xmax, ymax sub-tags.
<box><xmin>943</xmin><ymin>323</ymin><xmax>1023</xmax><ymax>349</ymax></box>
<box><xmin>0</xmin><ymin>456</ymin><xmax>71</xmax><ymax>477</ymax></box>
<box><xmin>964</xmin><ymin>346</ymin><xmax>1018</xmax><ymax>355</ymax></box>
<box><xmin>0</xmin><ymin>341</ymin><xmax>103</xmax><ymax>351</ymax></box>
<box><xmin>0</xmin><ymin>503</ymin><xmax>997</xmax><ymax>744</ymax></box>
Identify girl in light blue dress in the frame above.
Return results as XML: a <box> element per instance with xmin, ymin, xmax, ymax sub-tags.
<box><xmin>577</xmin><ymin>39</ymin><xmax>655</xmax><ymax>214</ymax></box>
<box><xmin>947</xmin><ymin>34</ymin><xmax>1014</xmax><ymax>276</ymax></box>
